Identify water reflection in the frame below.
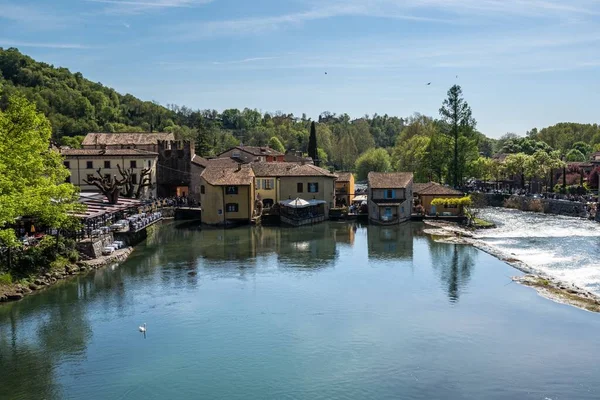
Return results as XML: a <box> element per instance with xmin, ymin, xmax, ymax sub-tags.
<box><xmin>0</xmin><ymin>221</ymin><xmax>480</xmax><ymax>398</ymax></box>
<box><xmin>429</xmin><ymin>241</ymin><xmax>477</xmax><ymax>302</ymax></box>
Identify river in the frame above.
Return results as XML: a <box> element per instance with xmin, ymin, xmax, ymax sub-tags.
<box><xmin>477</xmin><ymin>208</ymin><xmax>600</xmax><ymax>296</ymax></box>
<box><xmin>1</xmin><ymin>220</ymin><xmax>599</xmax><ymax>399</ymax></box>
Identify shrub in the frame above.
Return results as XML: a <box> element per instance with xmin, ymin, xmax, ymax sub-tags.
<box><xmin>49</xmin><ymin>256</ymin><xmax>70</xmax><ymax>272</ymax></box>
<box><xmin>0</xmin><ymin>272</ymin><xmax>12</xmax><ymax>285</ymax></box>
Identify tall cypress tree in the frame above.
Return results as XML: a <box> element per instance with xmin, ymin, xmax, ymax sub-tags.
<box><xmin>308</xmin><ymin>121</ymin><xmax>318</xmax><ymax>165</ymax></box>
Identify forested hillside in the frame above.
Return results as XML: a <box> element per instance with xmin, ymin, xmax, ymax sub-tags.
<box><xmin>1</xmin><ymin>47</ymin><xmax>598</xmax><ymax>179</ymax></box>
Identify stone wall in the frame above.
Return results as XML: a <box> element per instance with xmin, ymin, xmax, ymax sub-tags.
<box><xmin>481</xmin><ymin>193</ymin><xmax>588</xmax><ymax>218</ymax></box>
<box><xmin>76</xmin><ymin>233</ymin><xmax>114</xmax><ymax>259</ymax></box>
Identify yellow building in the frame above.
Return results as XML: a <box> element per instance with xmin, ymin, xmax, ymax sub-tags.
<box><xmin>198</xmin><ymin>164</ymin><xmax>255</xmax><ymax>225</ymax></box>
<box><xmin>367</xmin><ymin>172</ymin><xmax>413</xmax><ymax>225</ymax></box>
<box><xmin>61</xmin><ymin>148</ymin><xmax>158</xmax><ymax>198</ymax></box>
<box><xmin>334</xmin><ymin>172</ymin><xmax>355</xmax><ymax>207</ymax></box>
<box><xmin>413</xmin><ymin>183</ymin><xmax>464</xmax><ymax>216</ymax></box>
<box><xmin>250</xmin><ymin>162</ymin><xmax>337</xmax><ymax>218</ymax></box>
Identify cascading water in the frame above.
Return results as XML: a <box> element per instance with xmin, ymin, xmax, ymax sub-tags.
<box><xmin>476</xmin><ymin>208</ymin><xmax>600</xmax><ymax>295</ymax></box>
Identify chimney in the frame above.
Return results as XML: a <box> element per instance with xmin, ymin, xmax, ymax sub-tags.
<box><xmin>236</xmin><ymin>163</ymin><xmax>242</xmax><ymax>172</ymax></box>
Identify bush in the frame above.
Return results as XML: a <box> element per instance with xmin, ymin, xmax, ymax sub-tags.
<box><xmin>0</xmin><ymin>272</ymin><xmax>12</xmax><ymax>285</ymax></box>
<box><xmin>49</xmin><ymin>256</ymin><xmax>70</xmax><ymax>272</ymax></box>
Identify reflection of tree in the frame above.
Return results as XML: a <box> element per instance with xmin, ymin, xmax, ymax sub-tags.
<box><xmin>429</xmin><ymin>242</ymin><xmax>477</xmax><ymax>302</ymax></box>
<box><xmin>367</xmin><ymin>224</ymin><xmax>413</xmax><ymax>261</ymax></box>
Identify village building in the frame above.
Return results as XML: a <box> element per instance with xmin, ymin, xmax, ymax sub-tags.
<box><xmin>60</xmin><ymin>148</ymin><xmax>158</xmax><ymax>198</ymax></box>
<box><xmin>82</xmin><ymin>132</ymin><xmax>175</xmax><ymax>152</ymax></box>
<box><xmin>367</xmin><ymin>172</ymin><xmax>413</xmax><ymax>224</ymax></box>
<box><xmin>79</xmin><ymin>132</ymin><xmax>194</xmax><ymax>197</ymax></box>
<box><xmin>196</xmin><ymin>164</ymin><xmax>256</xmax><ymax>226</ymax></box>
<box><xmin>217</xmin><ymin>146</ymin><xmax>285</xmax><ymax>163</ymax></box>
<box><xmin>250</xmin><ymin>162</ymin><xmax>337</xmax><ymax>218</ymax></box>
<box><xmin>413</xmin><ymin>183</ymin><xmax>464</xmax><ymax>216</ymax></box>
<box><xmin>334</xmin><ymin>172</ymin><xmax>355</xmax><ymax>207</ymax></box>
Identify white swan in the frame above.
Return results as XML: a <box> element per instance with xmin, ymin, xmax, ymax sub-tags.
<box><xmin>139</xmin><ymin>323</ymin><xmax>146</xmax><ymax>333</ymax></box>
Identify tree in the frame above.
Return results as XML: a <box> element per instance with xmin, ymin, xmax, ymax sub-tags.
<box><xmin>268</xmin><ymin>136</ymin><xmax>285</xmax><ymax>153</ymax></box>
<box><xmin>572</xmin><ymin>141</ymin><xmax>592</xmax><ymax>158</ymax></box>
<box><xmin>392</xmin><ymin>135</ymin><xmax>430</xmax><ymax>182</ymax></box>
<box><xmin>83</xmin><ymin>169</ymin><xmax>127</xmax><ymax>204</ymax></box>
<box><xmin>0</xmin><ymin>94</ymin><xmax>80</xmax><ymax>247</ymax></box>
<box><xmin>117</xmin><ymin>165</ymin><xmax>153</xmax><ymax>199</ymax></box>
<box><xmin>504</xmin><ymin>153</ymin><xmax>532</xmax><ymax>189</ymax></box>
<box><xmin>469</xmin><ymin>156</ymin><xmax>494</xmax><ymax>182</ymax></box>
<box><xmin>355</xmin><ymin>148</ymin><xmax>391</xmax><ymax>181</ymax></box>
<box><xmin>566</xmin><ymin>148</ymin><xmax>586</xmax><ymax>162</ymax></box>
<box><xmin>439</xmin><ymin>85</ymin><xmax>477</xmax><ymax>187</ymax></box>
<box><xmin>308</xmin><ymin>121</ymin><xmax>318</xmax><ymax>164</ymax></box>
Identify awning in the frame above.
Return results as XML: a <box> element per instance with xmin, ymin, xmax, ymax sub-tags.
<box><xmin>376</xmin><ymin>202</ymin><xmax>401</xmax><ymax>206</ymax></box>
<box><xmin>308</xmin><ymin>200</ymin><xmax>326</xmax><ymax>206</ymax></box>
<box><xmin>353</xmin><ymin>195</ymin><xmax>367</xmax><ymax>202</ymax></box>
<box><xmin>280</xmin><ymin>198</ymin><xmax>311</xmax><ymax>208</ymax></box>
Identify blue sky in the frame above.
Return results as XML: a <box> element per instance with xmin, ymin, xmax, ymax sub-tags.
<box><xmin>1</xmin><ymin>0</ymin><xmax>599</xmax><ymax>138</ymax></box>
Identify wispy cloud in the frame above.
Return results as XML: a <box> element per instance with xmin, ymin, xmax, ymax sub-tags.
<box><xmin>0</xmin><ymin>39</ymin><xmax>91</xmax><ymax>49</ymax></box>
<box><xmin>0</xmin><ymin>2</ymin><xmax>73</xmax><ymax>29</ymax></box>
<box><xmin>85</xmin><ymin>0</ymin><xmax>213</xmax><ymax>15</ymax></box>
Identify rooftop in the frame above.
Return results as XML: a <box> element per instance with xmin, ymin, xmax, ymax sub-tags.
<box><xmin>201</xmin><ymin>164</ymin><xmax>254</xmax><ymax>186</ymax></box>
<box><xmin>221</xmin><ymin>146</ymin><xmax>284</xmax><ymax>157</ymax></box>
<box><xmin>61</xmin><ymin>148</ymin><xmax>158</xmax><ymax>157</ymax></box>
<box><xmin>367</xmin><ymin>172</ymin><xmax>413</xmax><ymax>189</ymax></box>
<box><xmin>82</xmin><ymin>132</ymin><xmax>174</xmax><ymax>147</ymax></box>
<box><xmin>414</xmin><ymin>182</ymin><xmax>463</xmax><ymax>196</ymax></box>
<box><xmin>335</xmin><ymin>172</ymin><xmax>353</xmax><ymax>182</ymax></box>
<box><xmin>251</xmin><ymin>162</ymin><xmax>336</xmax><ymax>178</ymax></box>
<box><xmin>192</xmin><ymin>156</ymin><xmax>242</xmax><ymax>169</ymax></box>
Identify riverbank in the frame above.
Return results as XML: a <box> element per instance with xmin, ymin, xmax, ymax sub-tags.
<box><xmin>423</xmin><ymin>220</ymin><xmax>600</xmax><ymax>313</ymax></box>
<box><xmin>0</xmin><ymin>247</ymin><xmax>133</xmax><ymax>303</ymax></box>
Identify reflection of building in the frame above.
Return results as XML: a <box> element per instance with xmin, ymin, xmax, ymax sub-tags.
<box><xmin>367</xmin><ymin>223</ymin><xmax>414</xmax><ymax>260</ymax></box>
<box><xmin>331</xmin><ymin>224</ymin><xmax>356</xmax><ymax>245</ymax></box>
<box><xmin>367</xmin><ymin>172</ymin><xmax>413</xmax><ymax>224</ymax></box>
<box><xmin>61</xmin><ymin>148</ymin><xmax>158</xmax><ymax>198</ymax></box>
<box><xmin>218</xmin><ymin>146</ymin><xmax>284</xmax><ymax>163</ymax></box>
<box><xmin>335</xmin><ymin>172</ymin><xmax>355</xmax><ymax>207</ymax></box>
<box><xmin>413</xmin><ymin>183</ymin><xmax>464</xmax><ymax>216</ymax></box>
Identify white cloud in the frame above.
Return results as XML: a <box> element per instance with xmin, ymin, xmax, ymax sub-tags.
<box><xmin>85</xmin><ymin>0</ymin><xmax>213</xmax><ymax>14</ymax></box>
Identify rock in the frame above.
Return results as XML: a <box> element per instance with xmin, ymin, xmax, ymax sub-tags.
<box><xmin>0</xmin><ymin>294</ymin><xmax>7</xmax><ymax>302</ymax></box>
<box><xmin>29</xmin><ymin>283</ymin><xmax>40</xmax><ymax>291</ymax></box>
<box><xmin>7</xmin><ymin>292</ymin><xmax>23</xmax><ymax>300</ymax></box>
<box><xmin>44</xmin><ymin>273</ymin><xmax>52</xmax><ymax>278</ymax></box>
<box><xmin>79</xmin><ymin>266</ymin><xmax>87</xmax><ymax>272</ymax></box>
<box><xmin>50</xmin><ymin>278</ymin><xmax>57</xmax><ymax>284</ymax></box>
<box><xmin>21</xmin><ymin>287</ymin><xmax>32</xmax><ymax>295</ymax></box>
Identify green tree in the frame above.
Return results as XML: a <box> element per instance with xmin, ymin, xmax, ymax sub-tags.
<box><xmin>355</xmin><ymin>148</ymin><xmax>391</xmax><ymax>181</ymax></box>
<box><xmin>392</xmin><ymin>135</ymin><xmax>431</xmax><ymax>182</ymax></box>
<box><xmin>566</xmin><ymin>148</ymin><xmax>586</xmax><ymax>162</ymax></box>
<box><xmin>439</xmin><ymin>85</ymin><xmax>477</xmax><ymax>187</ymax></box>
<box><xmin>308</xmin><ymin>121</ymin><xmax>318</xmax><ymax>164</ymax></box>
<box><xmin>0</xmin><ymin>94</ymin><xmax>80</xmax><ymax>247</ymax></box>
<box><xmin>469</xmin><ymin>156</ymin><xmax>494</xmax><ymax>181</ymax></box>
<box><xmin>504</xmin><ymin>153</ymin><xmax>532</xmax><ymax>189</ymax></box>
<box><xmin>571</xmin><ymin>141</ymin><xmax>592</xmax><ymax>158</ymax></box>
<box><xmin>268</xmin><ymin>136</ymin><xmax>285</xmax><ymax>153</ymax></box>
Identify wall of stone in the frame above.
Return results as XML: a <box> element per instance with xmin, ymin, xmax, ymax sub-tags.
<box><xmin>76</xmin><ymin>233</ymin><xmax>115</xmax><ymax>259</ymax></box>
<box><xmin>481</xmin><ymin>193</ymin><xmax>588</xmax><ymax>218</ymax></box>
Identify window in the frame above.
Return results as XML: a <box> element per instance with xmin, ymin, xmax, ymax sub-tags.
<box><xmin>385</xmin><ymin>189</ymin><xmax>394</xmax><ymax>199</ymax></box>
<box><xmin>104</xmin><ymin>174</ymin><xmax>111</xmax><ymax>182</ymax></box>
<box><xmin>297</xmin><ymin>182</ymin><xmax>303</xmax><ymax>193</ymax></box>
<box><xmin>201</xmin><ymin>185</ymin><xmax>205</xmax><ymax>194</ymax></box>
<box><xmin>86</xmin><ymin>161</ymin><xmax>93</xmax><ymax>169</ymax></box>
<box><xmin>131</xmin><ymin>174</ymin><xmax>138</xmax><ymax>184</ymax></box>
<box><xmin>63</xmin><ymin>161</ymin><xmax>70</xmax><ymax>168</ymax></box>
<box><xmin>308</xmin><ymin>182</ymin><xmax>319</xmax><ymax>193</ymax></box>
<box><xmin>232</xmin><ymin>151</ymin><xmax>241</xmax><ymax>158</ymax></box>
<box><xmin>226</xmin><ymin>203</ymin><xmax>239</xmax><ymax>212</ymax></box>
<box><xmin>86</xmin><ymin>174</ymin><xmax>94</xmax><ymax>182</ymax></box>
<box><xmin>104</xmin><ymin>161</ymin><xmax>111</xmax><ymax>169</ymax></box>
<box><xmin>130</xmin><ymin>160</ymin><xmax>137</xmax><ymax>168</ymax></box>
<box><xmin>148</xmin><ymin>160</ymin><xmax>152</xmax><ymax>168</ymax></box>
<box><xmin>261</xmin><ymin>179</ymin><xmax>274</xmax><ymax>190</ymax></box>
<box><xmin>226</xmin><ymin>186</ymin><xmax>238</xmax><ymax>195</ymax></box>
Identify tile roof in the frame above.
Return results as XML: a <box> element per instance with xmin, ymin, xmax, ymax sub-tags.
<box><xmin>251</xmin><ymin>162</ymin><xmax>336</xmax><ymax>178</ymax></box>
<box><xmin>200</xmin><ymin>164</ymin><xmax>254</xmax><ymax>186</ymax></box>
<box><xmin>60</xmin><ymin>148</ymin><xmax>158</xmax><ymax>157</ymax></box>
<box><xmin>335</xmin><ymin>172</ymin><xmax>353</xmax><ymax>182</ymax></box>
<box><xmin>192</xmin><ymin>156</ymin><xmax>244</xmax><ymax>169</ymax></box>
<box><xmin>368</xmin><ymin>172</ymin><xmax>413</xmax><ymax>189</ymax></box>
<box><xmin>414</xmin><ymin>182</ymin><xmax>463</xmax><ymax>196</ymax></box>
<box><xmin>82</xmin><ymin>132</ymin><xmax>174</xmax><ymax>146</ymax></box>
<box><xmin>223</xmin><ymin>146</ymin><xmax>284</xmax><ymax>157</ymax></box>
<box><xmin>283</xmin><ymin>153</ymin><xmax>313</xmax><ymax>163</ymax></box>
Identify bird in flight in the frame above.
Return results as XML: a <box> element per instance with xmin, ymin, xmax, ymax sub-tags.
<box><xmin>325</xmin><ymin>72</ymin><xmax>328</xmax><ymax>75</ymax></box>
<box><xmin>427</xmin><ymin>82</ymin><xmax>431</xmax><ymax>85</ymax></box>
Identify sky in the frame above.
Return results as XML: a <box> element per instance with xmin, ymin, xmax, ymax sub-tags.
<box><xmin>1</xmin><ymin>0</ymin><xmax>599</xmax><ymax>138</ymax></box>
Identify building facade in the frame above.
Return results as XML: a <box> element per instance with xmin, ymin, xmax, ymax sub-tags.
<box><xmin>61</xmin><ymin>148</ymin><xmax>158</xmax><ymax>198</ymax></box>
<box><xmin>367</xmin><ymin>172</ymin><xmax>413</xmax><ymax>225</ymax></box>
<box><xmin>334</xmin><ymin>172</ymin><xmax>355</xmax><ymax>207</ymax></box>
<box><xmin>413</xmin><ymin>183</ymin><xmax>465</xmax><ymax>216</ymax></box>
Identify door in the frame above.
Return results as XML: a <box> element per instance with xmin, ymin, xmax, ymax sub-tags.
<box><xmin>384</xmin><ymin>207</ymin><xmax>392</xmax><ymax>221</ymax></box>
